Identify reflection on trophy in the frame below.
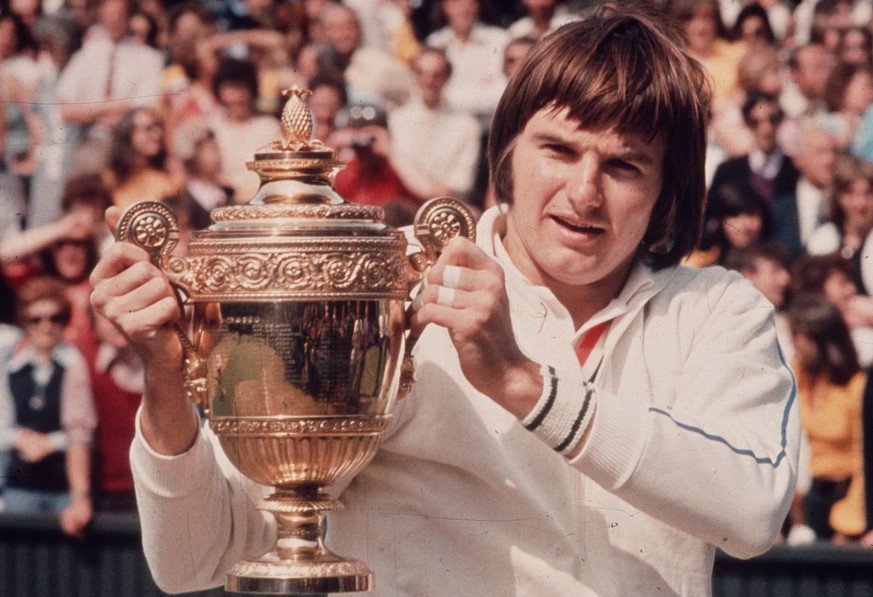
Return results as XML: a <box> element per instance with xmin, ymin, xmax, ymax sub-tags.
<box><xmin>115</xmin><ymin>87</ymin><xmax>476</xmax><ymax>594</ymax></box>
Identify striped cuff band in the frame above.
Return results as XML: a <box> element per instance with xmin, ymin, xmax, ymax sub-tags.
<box><xmin>522</xmin><ymin>364</ymin><xmax>596</xmax><ymax>455</ymax></box>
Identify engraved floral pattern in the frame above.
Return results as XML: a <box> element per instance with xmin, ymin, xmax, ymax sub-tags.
<box><xmin>202</xmin><ymin>257</ymin><xmax>235</xmax><ymax>291</ymax></box>
<box><xmin>132</xmin><ymin>214</ymin><xmax>169</xmax><ymax>249</ymax></box>
<box><xmin>238</xmin><ymin>255</ymin><xmax>272</xmax><ymax>289</ymax></box>
<box><xmin>321</xmin><ymin>253</ymin><xmax>357</xmax><ymax>288</ymax></box>
<box><xmin>276</xmin><ymin>255</ymin><xmax>315</xmax><ymax>289</ymax></box>
<box><xmin>428</xmin><ymin>210</ymin><xmax>463</xmax><ymax>244</ymax></box>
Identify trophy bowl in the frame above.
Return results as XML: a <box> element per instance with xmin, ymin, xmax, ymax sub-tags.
<box><xmin>115</xmin><ymin>88</ymin><xmax>476</xmax><ymax>594</ymax></box>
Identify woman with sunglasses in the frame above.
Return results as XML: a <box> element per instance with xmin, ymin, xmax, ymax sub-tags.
<box><xmin>0</xmin><ymin>276</ymin><xmax>96</xmax><ymax>538</ymax></box>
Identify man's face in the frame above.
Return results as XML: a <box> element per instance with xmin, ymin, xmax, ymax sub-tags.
<box><xmin>322</xmin><ymin>7</ymin><xmax>360</xmax><ymax>58</ymax></box>
<box><xmin>742</xmin><ymin>257</ymin><xmax>790</xmax><ymax>308</ymax></box>
<box><xmin>792</xmin><ymin>45</ymin><xmax>831</xmax><ymax>99</ymax></box>
<box><xmin>746</xmin><ymin>100</ymin><xmax>782</xmax><ymax>154</ymax></box>
<box><xmin>443</xmin><ymin>0</ymin><xmax>478</xmax><ymax>37</ymax></box>
<box><xmin>99</xmin><ymin>0</ymin><xmax>129</xmax><ymax>42</ymax></box>
<box><xmin>796</xmin><ymin>129</ymin><xmax>837</xmax><ymax>189</ymax></box>
<box><xmin>414</xmin><ymin>52</ymin><xmax>450</xmax><ymax>107</ymax></box>
<box><xmin>218</xmin><ymin>83</ymin><xmax>254</xmax><ymax>122</ymax></box>
<box><xmin>503</xmin><ymin>107</ymin><xmax>664</xmax><ymax>299</ymax></box>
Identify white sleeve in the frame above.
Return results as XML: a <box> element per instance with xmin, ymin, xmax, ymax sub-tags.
<box><xmin>130</xmin><ymin>409</ymin><xmax>276</xmax><ymax>594</ymax></box>
<box><xmin>569</xmin><ymin>277</ymin><xmax>799</xmax><ymax>559</ymax></box>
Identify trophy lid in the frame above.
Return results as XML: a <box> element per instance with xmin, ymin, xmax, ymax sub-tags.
<box><xmin>115</xmin><ymin>88</ymin><xmax>476</xmax><ymax>303</ymax></box>
<box><xmin>204</xmin><ymin>86</ymin><xmax>389</xmax><ymax>237</ymax></box>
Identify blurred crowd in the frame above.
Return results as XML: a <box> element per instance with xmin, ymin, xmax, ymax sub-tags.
<box><xmin>1</xmin><ymin>0</ymin><xmax>873</xmax><ymax>550</ymax></box>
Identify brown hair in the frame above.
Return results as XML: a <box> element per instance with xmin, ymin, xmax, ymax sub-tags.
<box><xmin>15</xmin><ymin>276</ymin><xmax>72</xmax><ymax>329</ymax></box>
<box><xmin>487</xmin><ymin>4</ymin><xmax>712</xmax><ymax>270</ymax></box>
<box><xmin>828</xmin><ymin>154</ymin><xmax>873</xmax><ymax>229</ymax></box>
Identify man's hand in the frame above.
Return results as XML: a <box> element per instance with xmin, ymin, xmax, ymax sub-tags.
<box><xmin>59</xmin><ymin>494</ymin><xmax>93</xmax><ymax>539</ymax></box>
<box><xmin>409</xmin><ymin>237</ymin><xmax>542</xmax><ymax>419</ymax></box>
<box><xmin>15</xmin><ymin>428</ymin><xmax>55</xmax><ymax>463</ymax></box>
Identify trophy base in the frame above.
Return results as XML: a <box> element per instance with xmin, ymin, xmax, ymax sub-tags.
<box><xmin>225</xmin><ymin>553</ymin><xmax>372</xmax><ymax>595</ymax></box>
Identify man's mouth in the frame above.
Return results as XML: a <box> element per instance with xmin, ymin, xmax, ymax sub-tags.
<box><xmin>552</xmin><ymin>215</ymin><xmax>604</xmax><ymax>234</ymax></box>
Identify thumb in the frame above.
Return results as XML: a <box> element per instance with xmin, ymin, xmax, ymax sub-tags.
<box><xmin>104</xmin><ymin>206</ymin><xmax>122</xmax><ymax>235</ymax></box>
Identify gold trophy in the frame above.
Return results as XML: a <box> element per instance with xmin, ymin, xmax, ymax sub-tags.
<box><xmin>115</xmin><ymin>88</ymin><xmax>476</xmax><ymax>594</ymax></box>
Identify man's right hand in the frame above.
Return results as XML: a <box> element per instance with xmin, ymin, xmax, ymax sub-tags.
<box><xmin>89</xmin><ymin>207</ymin><xmax>184</xmax><ymax>365</ymax></box>
<box><xmin>90</xmin><ymin>207</ymin><xmax>198</xmax><ymax>456</ymax></box>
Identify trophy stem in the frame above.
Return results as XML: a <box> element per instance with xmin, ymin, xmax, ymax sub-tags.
<box><xmin>225</xmin><ymin>488</ymin><xmax>372</xmax><ymax>595</ymax></box>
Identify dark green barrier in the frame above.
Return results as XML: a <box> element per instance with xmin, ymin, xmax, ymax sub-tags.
<box><xmin>2</xmin><ymin>511</ymin><xmax>873</xmax><ymax>596</ymax></box>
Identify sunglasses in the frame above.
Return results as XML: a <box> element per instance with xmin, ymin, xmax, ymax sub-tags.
<box><xmin>26</xmin><ymin>312</ymin><xmax>68</xmax><ymax>327</ymax></box>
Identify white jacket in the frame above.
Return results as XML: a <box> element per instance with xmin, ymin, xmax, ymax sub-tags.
<box><xmin>130</xmin><ymin>206</ymin><xmax>799</xmax><ymax>596</ymax></box>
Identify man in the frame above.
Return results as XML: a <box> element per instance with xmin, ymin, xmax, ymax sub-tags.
<box><xmin>780</xmin><ymin>43</ymin><xmax>832</xmax><ymax>120</ymax></box>
<box><xmin>771</xmin><ymin>125</ymin><xmax>837</xmax><ymax>259</ymax></box>
<box><xmin>56</xmin><ymin>0</ymin><xmax>164</xmax><ymax>175</ymax></box>
<box><xmin>723</xmin><ymin>242</ymin><xmax>794</xmax><ymax>360</ymax></box>
<box><xmin>426</xmin><ymin>0</ymin><xmax>508</xmax><ymax>129</ymax></box>
<box><xmin>91</xmin><ymin>6</ymin><xmax>798</xmax><ymax>595</ymax></box>
<box><xmin>507</xmin><ymin>0</ymin><xmax>579</xmax><ymax>40</ymax></box>
<box><xmin>388</xmin><ymin>47</ymin><xmax>481</xmax><ymax>202</ymax></box>
<box><xmin>319</xmin><ymin>3</ymin><xmax>413</xmax><ymax>111</ymax></box>
<box><xmin>207</xmin><ymin>57</ymin><xmax>281</xmax><ymax>203</ymax></box>
<box><xmin>709</xmin><ymin>93</ymin><xmax>799</xmax><ymax>206</ymax></box>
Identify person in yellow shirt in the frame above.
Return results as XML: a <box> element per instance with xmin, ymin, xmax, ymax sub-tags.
<box><xmin>790</xmin><ymin>293</ymin><xmax>868</xmax><ymax>540</ymax></box>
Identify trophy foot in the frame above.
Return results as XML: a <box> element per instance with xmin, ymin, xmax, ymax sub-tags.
<box><xmin>226</xmin><ymin>552</ymin><xmax>372</xmax><ymax>594</ymax></box>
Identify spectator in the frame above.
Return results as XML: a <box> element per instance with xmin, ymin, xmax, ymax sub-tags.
<box><xmin>388</xmin><ymin>47</ymin><xmax>481</xmax><ymax>202</ymax></box>
<box><xmin>27</xmin><ymin>14</ymin><xmax>84</xmax><ymax>229</ymax></box>
<box><xmin>688</xmin><ymin>184</ymin><xmax>772</xmax><ymax>268</ymax></box>
<box><xmin>426</xmin><ymin>0</ymin><xmax>508</xmax><ymax>129</ymax></box>
<box><xmin>732</xmin><ymin>3</ymin><xmax>776</xmax><ymax>48</ymax></box>
<box><xmin>332</xmin><ymin>105</ymin><xmax>415</xmax><ymax>207</ymax></box>
<box><xmin>208</xmin><ymin>57</ymin><xmax>281</xmax><ymax>203</ymax></box>
<box><xmin>88</xmin><ymin>309</ymin><xmax>143</xmax><ymax>512</ymax></box>
<box><xmin>792</xmin><ymin>253</ymin><xmax>873</xmax><ymax>367</ymax></box>
<box><xmin>319</xmin><ymin>3</ymin><xmax>413</xmax><ymax>111</ymax></box>
<box><xmin>724</xmin><ymin>241</ymin><xmax>794</xmax><ymax>359</ymax></box>
<box><xmin>170</xmin><ymin>118</ymin><xmax>231</xmax><ymax>227</ymax></box>
<box><xmin>103</xmin><ymin>107</ymin><xmax>178</xmax><ymax>210</ymax></box>
<box><xmin>822</xmin><ymin>62</ymin><xmax>873</xmax><ymax>149</ymax></box>
<box><xmin>307</xmin><ymin>75</ymin><xmax>347</xmax><ymax>143</ymax></box>
<box><xmin>0</xmin><ymin>12</ymin><xmax>39</xmax><ymax>187</ymax></box>
<box><xmin>159</xmin><ymin>2</ymin><xmax>220</xmax><ymax>146</ymax></box>
<box><xmin>709</xmin><ymin>93</ymin><xmax>798</xmax><ymax>208</ymax></box>
<box><xmin>781</xmin><ymin>43</ymin><xmax>832</xmax><ymax>121</ymax></box>
<box><xmin>808</xmin><ymin>154</ymin><xmax>873</xmax><ymax>294</ymax></box>
<box><xmin>837</xmin><ymin>25</ymin><xmax>873</xmax><ymax>67</ymax></box>
<box><xmin>502</xmin><ymin>35</ymin><xmax>535</xmax><ymax>80</ymax></box>
<box><xmin>772</xmin><ymin>126</ymin><xmax>837</xmax><ymax>259</ymax></box>
<box><xmin>506</xmin><ymin>0</ymin><xmax>577</xmax><ymax>41</ymax></box>
<box><xmin>0</xmin><ymin>276</ymin><xmax>96</xmax><ymax>538</ymax></box>
<box><xmin>666</xmin><ymin>0</ymin><xmax>747</xmax><ymax>103</ymax></box>
<box><xmin>788</xmin><ymin>293</ymin><xmax>867</xmax><ymax>541</ymax></box>
<box><xmin>56</xmin><ymin>0</ymin><xmax>165</xmax><ymax>177</ymax></box>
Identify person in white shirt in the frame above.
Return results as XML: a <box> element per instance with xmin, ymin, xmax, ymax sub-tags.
<box><xmin>90</xmin><ymin>4</ymin><xmax>798</xmax><ymax>595</ymax></box>
<box><xmin>56</xmin><ymin>0</ymin><xmax>164</xmax><ymax>175</ymax></box>
<box><xmin>388</xmin><ymin>47</ymin><xmax>481</xmax><ymax>202</ymax></box>
<box><xmin>426</xmin><ymin>0</ymin><xmax>508</xmax><ymax>129</ymax></box>
<box><xmin>507</xmin><ymin>0</ymin><xmax>579</xmax><ymax>40</ymax></box>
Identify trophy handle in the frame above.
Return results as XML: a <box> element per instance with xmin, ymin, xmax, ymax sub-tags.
<box><xmin>399</xmin><ymin>197</ymin><xmax>477</xmax><ymax>397</ymax></box>
<box><xmin>115</xmin><ymin>201</ymin><xmax>209</xmax><ymax>410</ymax></box>
<box><xmin>407</xmin><ymin>196</ymin><xmax>477</xmax><ymax>281</ymax></box>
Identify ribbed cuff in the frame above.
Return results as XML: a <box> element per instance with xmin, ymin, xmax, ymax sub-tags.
<box><xmin>569</xmin><ymin>389</ymin><xmax>649</xmax><ymax>489</ymax></box>
<box><xmin>521</xmin><ymin>364</ymin><xmax>596</xmax><ymax>456</ymax></box>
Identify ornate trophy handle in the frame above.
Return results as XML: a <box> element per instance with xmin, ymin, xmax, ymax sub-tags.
<box><xmin>115</xmin><ymin>201</ymin><xmax>208</xmax><ymax>409</ymax></box>
<box><xmin>407</xmin><ymin>197</ymin><xmax>477</xmax><ymax>280</ymax></box>
<box><xmin>399</xmin><ymin>197</ymin><xmax>477</xmax><ymax>397</ymax></box>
